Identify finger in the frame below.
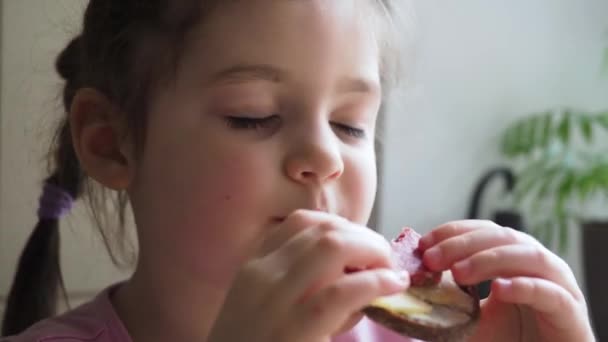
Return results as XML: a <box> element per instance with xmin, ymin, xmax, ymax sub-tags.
<box><xmin>268</xmin><ymin>213</ymin><xmax>390</xmax><ymax>271</ymax></box>
<box><xmin>277</xmin><ymin>227</ymin><xmax>395</xmax><ymax>304</ymax></box>
<box><xmin>423</xmin><ymin>226</ymin><xmax>538</xmax><ymax>271</ymax></box>
<box><xmin>261</xmin><ymin>224</ymin><xmax>328</xmax><ymax>273</ymax></box>
<box><xmin>491</xmin><ymin>277</ymin><xmax>589</xmax><ymax>335</ymax></box>
<box><xmin>256</xmin><ymin>210</ymin><xmax>337</xmax><ymax>257</ymax></box>
<box><xmin>294</xmin><ymin>269</ymin><xmax>409</xmax><ymax>338</ymax></box>
<box><xmin>450</xmin><ymin>244</ymin><xmax>580</xmax><ymax>296</ymax></box>
<box><xmin>418</xmin><ymin>220</ymin><xmax>494</xmax><ymax>250</ymax></box>
<box><xmin>334</xmin><ymin>312</ymin><xmax>365</xmax><ymax>336</ymax></box>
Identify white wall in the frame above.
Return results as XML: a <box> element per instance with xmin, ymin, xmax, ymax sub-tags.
<box><xmin>379</xmin><ymin>0</ymin><xmax>608</xmax><ymax>287</ymax></box>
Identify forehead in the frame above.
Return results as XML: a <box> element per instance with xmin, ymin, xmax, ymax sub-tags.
<box><xmin>174</xmin><ymin>0</ymin><xmax>383</xmax><ymax>89</ymax></box>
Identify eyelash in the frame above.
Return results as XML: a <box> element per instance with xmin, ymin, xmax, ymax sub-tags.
<box><xmin>332</xmin><ymin>123</ymin><xmax>366</xmax><ymax>139</ymax></box>
<box><xmin>225</xmin><ymin>115</ymin><xmax>280</xmax><ymax>130</ymax></box>
<box><xmin>224</xmin><ymin>115</ymin><xmax>366</xmax><ymax>139</ymax></box>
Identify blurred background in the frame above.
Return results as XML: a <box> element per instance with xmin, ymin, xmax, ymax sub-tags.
<box><xmin>1</xmin><ymin>0</ymin><xmax>607</xmax><ymax>338</ymax></box>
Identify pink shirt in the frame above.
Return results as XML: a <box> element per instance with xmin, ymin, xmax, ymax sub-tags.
<box><xmin>2</xmin><ymin>284</ymin><xmax>418</xmax><ymax>342</ymax></box>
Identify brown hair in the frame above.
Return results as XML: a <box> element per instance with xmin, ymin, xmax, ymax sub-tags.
<box><xmin>1</xmin><ymin>0</ymin><xmax>406</xmax><ymax>336</ymax></box>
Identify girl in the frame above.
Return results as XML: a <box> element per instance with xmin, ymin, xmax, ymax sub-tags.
<box><xmin>1</xmin><ymin>1</ymin><xmax>595</xmax><ymax>341</ymax></box>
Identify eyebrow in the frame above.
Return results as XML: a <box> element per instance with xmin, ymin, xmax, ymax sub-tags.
<box><xmin>337</xmin><ymin>76</ymin><xmax>380</xmax><ymax>95</ymax></box>
<box><xmin>208</xmin><ymin>63</ymin><xmax>380</xmax><ymax>95</ymax></box>
<box><xmin>209</xmin><ymin>64</ymin><xmax>284</xmax><ymax>85</ymax></box>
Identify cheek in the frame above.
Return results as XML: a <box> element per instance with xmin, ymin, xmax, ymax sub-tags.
<box><xmin>198</xmin><ymin>154</ymin><xmax>259</xmax><ymax>205</ymax></box>
<box><xmin>181</xmin><ymin>151</ymin><xmax>273</xmax><ymax>248</ymax></box>
<box><xmin>134</xmin><ymin>142</ymin><xmax>276</xmax><ymax>280</ymax></box>
<box><xmin>340</xmin><ymin>150</ymin><xmax>377</xmax><ymax>225</ymax></box>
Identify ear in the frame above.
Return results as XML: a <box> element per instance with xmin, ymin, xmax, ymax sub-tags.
<box><xmin>69</xmin><ymin>88</ymin><xmax>136</xmax><ymax>190</ymax></box>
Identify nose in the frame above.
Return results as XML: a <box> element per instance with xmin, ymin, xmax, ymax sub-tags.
<box><xmin>283</xmin><ymin>123</ymin><xmax>344</xmax><ymax>185</ymax></box>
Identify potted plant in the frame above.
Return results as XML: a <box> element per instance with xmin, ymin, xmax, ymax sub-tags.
<box><xmin>500</xmin><ymin>108</ymin><xmax>608</xmax><ymax>252</ymax></box>
<box><xmin>501</xmin><ymin>109</ymin><xmax>608</xmax><ymax>341</ymax></box>
<box><xmin>499</xmin><ymin>46</ymin><xmax>608</xmax><ymax>339</ymax></box>
<box><xmin>501</xmin><ymin>106</ymin><xmax>608</xmax><ymax>339</ymax></box>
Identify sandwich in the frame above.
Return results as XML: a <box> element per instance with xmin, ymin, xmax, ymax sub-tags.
<box><xmin>364</xmin><ymin>228</ymin><xmax>480</xmax><ymax>342</ymax></box>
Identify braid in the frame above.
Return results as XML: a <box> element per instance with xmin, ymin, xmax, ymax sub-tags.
<box><xmin>1</xmin><ymin>38</ymin><xmax>85</xmax><ymax>337</ymax></box>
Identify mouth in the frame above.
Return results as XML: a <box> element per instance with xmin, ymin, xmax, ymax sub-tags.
<box><xmin>271</xmin><ymin>206</ymin><xmax>330</xmax><ymax>224</ymax></box>
<box><xmin>271</xmin><ymin>216</ymin><xmax>286</xmax><ymax>224</ymax></box>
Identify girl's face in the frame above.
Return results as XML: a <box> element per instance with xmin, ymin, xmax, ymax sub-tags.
<box><xmin>129</xmin><ymin>0</ymin><xmax>383</xmax><ymax>285</ymax></box>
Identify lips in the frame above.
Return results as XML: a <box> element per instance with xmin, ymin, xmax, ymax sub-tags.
<box><xmin>271</xmin><ymin>192</ymin><xmax>333</xmax><ymax>224</ymax></box>
<box><xmin>271</xmin><ymin>216</ymin><xmax>286</xmax><ymax>224</ymax></box>
<box><xmin>271</xmin><ymin>206</ymin><xmax>331</xmax><ymax>224</ymax></box>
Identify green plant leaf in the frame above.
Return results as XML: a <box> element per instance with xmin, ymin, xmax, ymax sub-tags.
<box><xmin>501</xmin><ymin>122</ymin><xmax>519</xmax><ymax>157</ymax></box>
<box><xmin>511</xmin><ymin>121</ymin><xmax>522</xmax><ymax>155</ymax></box>
<box><xmin>514</xmin><ymin>162</ymin><xmax>549</xmax><ymax>203</ymax></box>
<box><xmin>557</xmin><ymin>111</ymin><xmax>571</xmax><ymax>145</ymax></box>
<box><xmin>514</xmin><ymin>152</ymin><xmax>565</xmax><ymax>202</ymax></box>
<box><xmin>591</xmin><ymin>163</ymin><xmax>608</xmax><ymax>187</ymax></box>
<box><xmin>579</xmin><ymin>114</ymin><xmax>593</xmax><ymax>143</ymax></box>
<box><xmin>501</xmin><ymin>112</ymin><xmax>561</xmax><ymax>157</ymax></box>
<box><xmin>558</xmin><ymin>171</ymin><xmax>576</xmax><ymax>200</ymax></box>
<box><xmin>537</xmin><ymin>167</ymin><xmax>561</xmax><ymax>198</ymax></box>
<box><xmin>524</xmin><ymin>116</ymin><xmax>538</xmax><ymax>153</ymax></box>
<box><xmin>500</xmin><ymin>124</ymin><xmax>511</xmax><ymax>155</ymax></box>
<box><xmin>599</xmin><ymin>163</ymin><xmax>608</xmax><ymax>189</ymax></box>
<box><xmin>507</xmin><ymin>117</ymin><xmax>542</xmax><ymax>157</ymax></box>
<box><xmin>514</xmin><ymin>121</ymin><xmax>528</xmax><ymax>155</ymax></box>
<box><xmin>577</xmin><ymin>172</ymin><xmax>596</xmax><ymax>201</ymax></box>
<box><xmin>596</xmin><ymin>111</ymin><xmax>608</xmax><ymax>131</ymax></box>
<box><xmin>539</xmin><ymin>112</ymin><xmax>553</xmax><ymax>147</ymax></box>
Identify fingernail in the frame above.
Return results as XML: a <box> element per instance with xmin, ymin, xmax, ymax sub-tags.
<box><xmin>425</xmin><ymin>247</ymin><xmax>442</xmax><ymax>264</ymax></box>
<box><xmin>398</xmin><ymin>271</ymin><xmax>410</xmax><ymax>286</ymax></box>
<box><xmin>453</xmin><ymin>260</ymin><xmax>471</xmax><ymax>276</ymax></box>
<box><xmin>419</xmin><ymin>235</ymin><xmax>432</xmax><ymax>249</ymax></box>
<box><xmin>387</xmin><ymin>270</ymin><xmax>409</xmax><ymax>288</ymax></box>
<box><xmin>495</xmin><ymin>278</ymin><xmax>512</xmax><ymax>289</ymax></box>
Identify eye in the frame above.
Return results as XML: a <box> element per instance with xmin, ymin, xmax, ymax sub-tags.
<box><xmin>224</xmin><ymin>115</ymin><xmax>280</xmax><ymax>130</ymax></box>
<box><xmin>331</xmin><ymin>122</ymin><xmax>367</xmax><ymax>139</ymax></box>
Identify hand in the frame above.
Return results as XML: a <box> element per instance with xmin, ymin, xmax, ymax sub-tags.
<box><xmin>207</xmin><ymin>210</ymin><xmax>409</xmax><ymax>342</ymax></box>
<box><xmin>418</xmin><ymin>220</ymin><xmax>596</xmax><ymax>342</ymax></box>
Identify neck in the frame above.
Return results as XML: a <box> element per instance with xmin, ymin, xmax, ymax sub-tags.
<box><xmin>112</xmin><ymin>260</ymin><xmax>230</xmax><ymax>342</ymax></box>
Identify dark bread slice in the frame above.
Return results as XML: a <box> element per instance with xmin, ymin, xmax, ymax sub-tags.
<box><xmin>364</xmin><ymin>271</ymin><xmax>480</xmax><ymax>342</ymax></box>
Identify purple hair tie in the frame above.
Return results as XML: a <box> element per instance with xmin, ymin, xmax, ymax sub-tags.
<box><xmin>37</xmin><ymin>182</ymin><xmax>74</xmax><ymax>220</ymax></box>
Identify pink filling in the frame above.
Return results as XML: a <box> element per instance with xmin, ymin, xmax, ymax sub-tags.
<box><xmin>392</xmin><ymin>227</ymin><xmax>441</xmax><ymax>287</ymax></box>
